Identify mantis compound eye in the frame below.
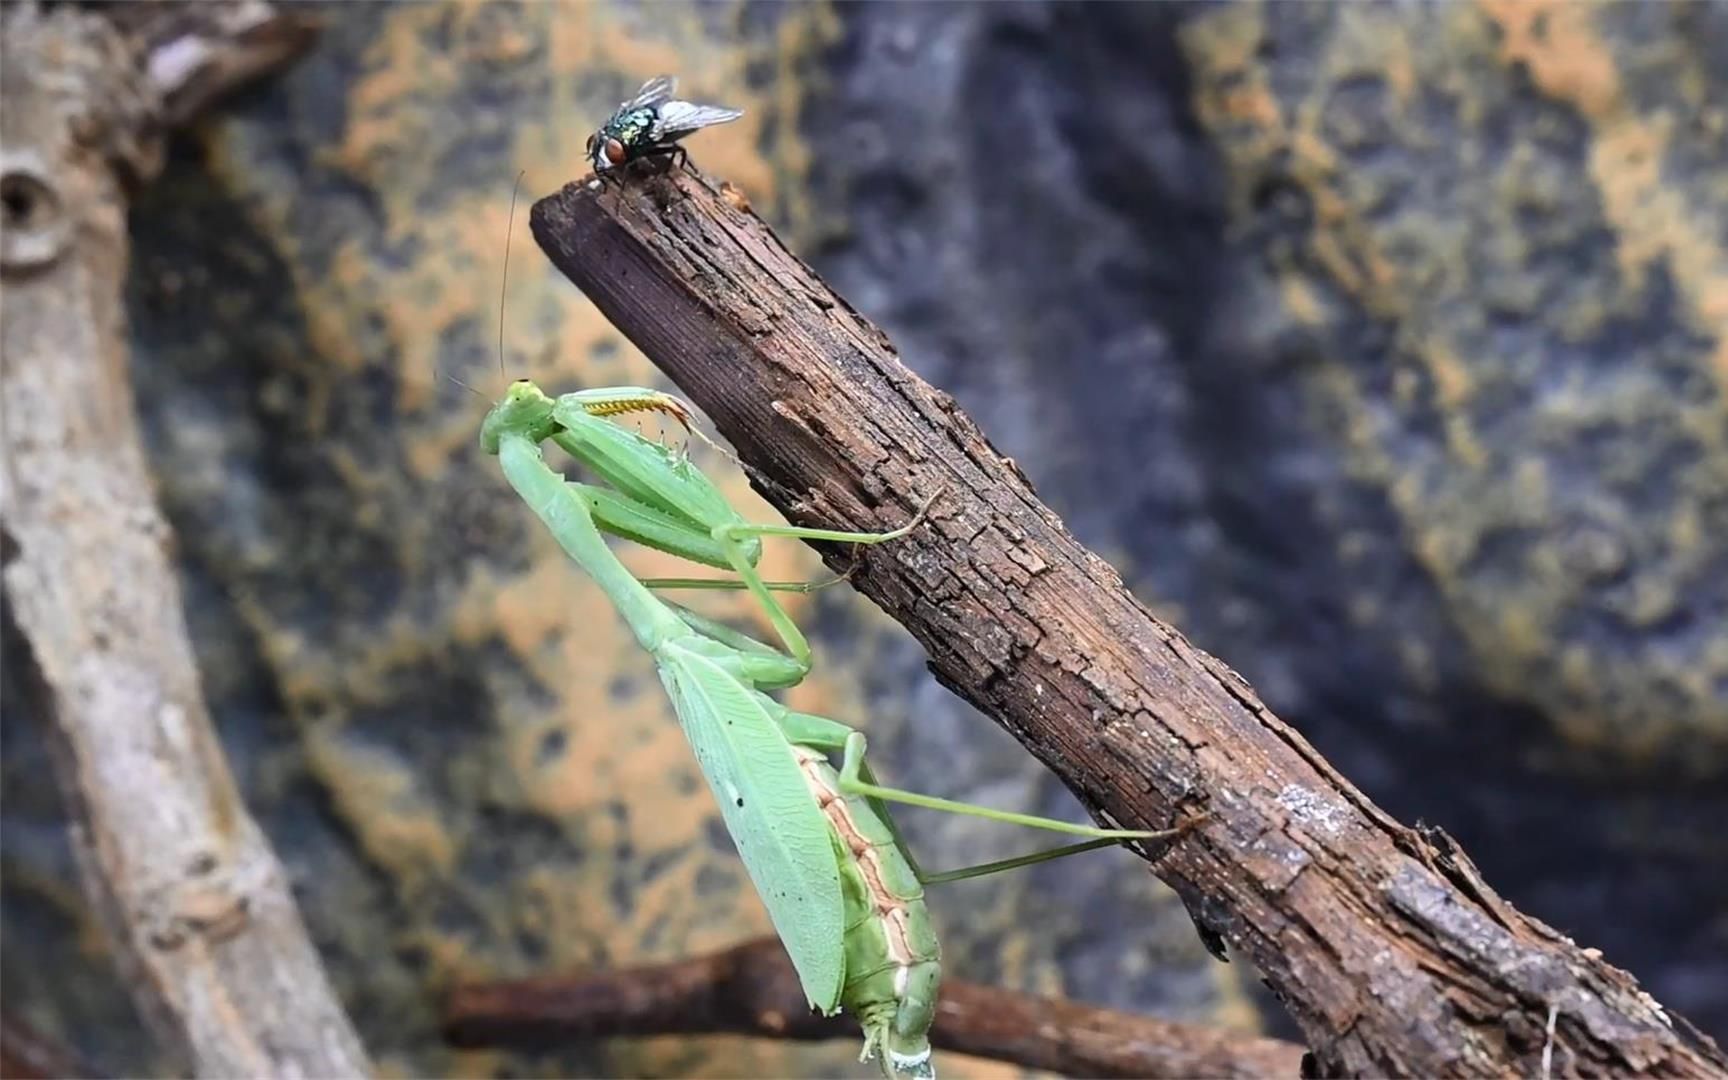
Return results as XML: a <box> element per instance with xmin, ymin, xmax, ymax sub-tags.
<box><xmin>604</xmin><ymin>138</ymin><xmax>627</xmax><ymax>165</ymax></box>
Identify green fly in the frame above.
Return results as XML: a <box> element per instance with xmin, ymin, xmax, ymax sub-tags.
<box><xmin>480</xmin><ymin>381</ymin><xmax>1197</xmax><ymax>1078</ymax></box>
<box><xmin>586</xmin><ymin>74</ymin><xmax>743</xmax><ymax>177</ymax></box>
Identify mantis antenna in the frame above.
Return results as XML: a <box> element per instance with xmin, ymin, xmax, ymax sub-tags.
<box><xmin>429</xmin><ymin>172</ymin><xmax>528</xmax><ymax>400</ymax></box>
<box><xmin>499</xmin><ymin>169</ymin><xmax>526</xmax><ymax>381</ymax></box>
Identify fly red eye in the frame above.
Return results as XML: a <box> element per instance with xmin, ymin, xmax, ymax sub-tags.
<box><xmin>604</xmin><ymin>138</ymin><xmax>627</xmax><ymax>165</ymax></box>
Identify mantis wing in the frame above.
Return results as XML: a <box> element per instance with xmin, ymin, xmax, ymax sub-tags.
<box><xmin>658</xmin><ymin>641</ymin><xmax>846</xmax><ymax>1012</ymax></box>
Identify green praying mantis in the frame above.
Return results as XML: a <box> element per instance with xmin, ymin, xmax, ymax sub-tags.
<box><xmin>479</xmin><ymin>377</ymin><xmax>1196</xmax><ymax>1078</ymax></box>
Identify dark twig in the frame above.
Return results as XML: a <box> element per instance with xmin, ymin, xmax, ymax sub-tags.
<box><xmin>524</xmin><ymin>164</ymin><xmax>1727</xmax><ymax>1076</ymax></box>
<box><xmin>0</xmin><ymin>1014</ymin><xmax>104</xmax><ymax>1080</ymax></box>
<box><xmin>443</xmin><ymin>936</ymin><xmax>1307</xmax><ymax>1079</ymax></box>
<box><xmin>90</xmin><ymin>0</ymin><xmax>321</xmax><ymax>128</ymax></box>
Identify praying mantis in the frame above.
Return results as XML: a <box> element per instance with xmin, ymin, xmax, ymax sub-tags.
<box><xmin>479</xmin><ymin>378</ymin><xmax>1196</xmax><ymax>1079</ymax></box>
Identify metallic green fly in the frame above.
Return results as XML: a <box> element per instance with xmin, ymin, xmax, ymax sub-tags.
<box><xmin>586</xmin><ymin>74</ymin><xmax>743</xmax><ymax>177</ymax></box>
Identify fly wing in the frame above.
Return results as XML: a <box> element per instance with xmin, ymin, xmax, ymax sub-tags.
<box><xmin>658</xmin><ymin>642</ymin><xmax>846</xmax><ymax>1012</ymax></box>
<box><xmin>624</xmin><ymin>74</ymin><xmax>677</xmax><ymax>111</ymax></box>
<box><xmin>651</xmin><ymin>100</ymin><xmax>745</xmax><ymax>141</ymax></box>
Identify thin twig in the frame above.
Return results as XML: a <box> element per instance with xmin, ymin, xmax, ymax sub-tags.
<box><xmin>443</xmin><ymin>936</ymin><xmax>1307</xmax><ymax>1079</ymax></box>
<box><xmin>95</xmin><ymin>0</ymin><xmax>321</xmax><ymax>128</ymax></box>
<box><xmin>0</xmin><ymin>1014</ymin><xmax>104</xmax><ymax>1080</ymax></box>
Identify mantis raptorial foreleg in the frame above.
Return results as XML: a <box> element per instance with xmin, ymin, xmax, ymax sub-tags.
<box><xmin>548</xmin><ymin>393</ymin><xmax>893</xmax><ymax>606</ymax></box>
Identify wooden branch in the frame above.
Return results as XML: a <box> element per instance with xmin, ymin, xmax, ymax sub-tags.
<box><xmin>0</xmin><ymin>5</ymin><xmax>367</xmax><ymax>1076</ymax></box>
<box><xmin>93</xmin><ymin>0</ymin><xmax>322</xmax><ymax>129</ymax></box>
<box><xmin>443</xmin><ymin>936</ymin><xmax>1307</xmax><ymax>1079</ymax></box>
<box><xmin>1</xmin><ymin>1014</ymin><xmax>103</xmax><ymax>1080</ymax></box>
<box><xmin>527</xmin><ymin>165</ymin><xmax>1728</xmax><ymax>1076</ymax></box>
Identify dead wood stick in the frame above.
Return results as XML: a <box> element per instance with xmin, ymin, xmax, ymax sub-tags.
<box><xmin>0</xmin><ymin>1014</ymin><xmax>104</xmax><ymax>1080</ymax></box>
<box><xmin>97</xmin><ymin>0</ymin><xmax>322</xmax><ymax>129</ymax></box>
<box><xmin>0</xmin><ymin>4</ymin><xmax>365</xmax><ymax>1076</ymax></box>
<box><xmin>526</xmin><ymin>165</ymin><xmax>1727</xmax><ymax>1077</ymax></box>
<box><xmin>443</xmin><ymin>936</ymin><xmax>1308</xmax><ymax>1079</ymax></box>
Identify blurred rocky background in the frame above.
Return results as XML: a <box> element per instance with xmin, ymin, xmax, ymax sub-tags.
<box><xmin>4</xmin><ymin>1</ymin><xmax>1724</xmax><ymax>1075</ymax></box>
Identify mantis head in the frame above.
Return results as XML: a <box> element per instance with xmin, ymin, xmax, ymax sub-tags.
<box><xmin>480</xmin><ymin>380</ymin><xmax>558</xmax><ymax>455</ymax></box>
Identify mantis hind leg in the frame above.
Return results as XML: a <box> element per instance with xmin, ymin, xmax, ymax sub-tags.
<box><xmin>915</xmin><ymin>836</ymin><xmax>1130</xmax><ymax>885</ymax></box>
<box><xmin>781</xmin><ymin>711</ymin><xmax>927</xmax><ymax>880</ymax></box>
<box><xmin>839</xmin><ymin>729</ymin><xmax>1201</xmax><ymax>883</ymax></box>
<box><xmin>835</xmin><ymin>730</ymin><xmax>1176</xmax><ymax>842</ymax></box>
<box><xmin>780</xmin><ymin>715</ymin><xmax>1197</xmax><ymax>884</ymax></box>
<box><xmin>836</xmin><ymin>725</ymin><xmax>1202</xmax><ymax>884</ymax></box>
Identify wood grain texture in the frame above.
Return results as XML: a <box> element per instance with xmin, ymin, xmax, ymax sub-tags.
<box><xmin>528</xmin><ymin>164</ymin><xmax>1727</xmax><ymax>1077</ymax></box>
<box><xmin>0</xmin><ymin>5</ymin><xmax>365</xmax><ymax>1076</ymax></box>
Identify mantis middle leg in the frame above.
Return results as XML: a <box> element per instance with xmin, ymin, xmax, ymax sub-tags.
<box><xmin>710</xmin><ymin>495</ymin><xmax>939</xmax><ymax>673</ymax></box>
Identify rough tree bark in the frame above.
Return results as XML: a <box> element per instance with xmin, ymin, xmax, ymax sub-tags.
<box><xmin>444</xmin><ymin>936</ymin><xmax>1308</xmax><ymax>1079</ymax></box>
<box><xmin>0</xmin><ymin>4</ymin><xmax>366</xmax><ymax>1076</ymax></box>
<box><xmin>527</xmin><ymin>166</ymin><xmax>1728</xmax><ymax>1077</ymax></box>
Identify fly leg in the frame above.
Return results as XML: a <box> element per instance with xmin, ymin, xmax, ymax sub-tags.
<box><xmin>635</xmin><ymin>144</ymin><xmax>707</xmax><ymax>193</ymax></box>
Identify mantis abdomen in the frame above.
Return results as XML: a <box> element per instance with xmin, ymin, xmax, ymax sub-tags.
<box><xmin>794</xmin><ymin>745</ymin><xmax>939</xmax><ymax>1079</ymax></box>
